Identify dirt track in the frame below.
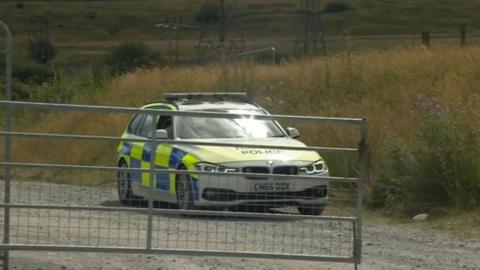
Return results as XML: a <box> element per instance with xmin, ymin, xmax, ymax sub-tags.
<box><xmin>7</xmin><ymin>221</ymin><xmax>480</xmax><ymax>270</ymax></box>
<box><xmin>1</xmin><ymin>180</ymin><xmax>480</xmax><ymax>270</ymax></box>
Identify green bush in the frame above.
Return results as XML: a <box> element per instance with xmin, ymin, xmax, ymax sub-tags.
<box><xmin>324</xmin><ymin>2</ymin><xmax>351</xmax><ymax>13</ymax></box>
<box><xmin>371</xmin><ymin>97</ymin><xmax>480</xmax><ymax>214</ymax></box>
<box><xmin>195</xmin><ymin>4</ymin><xmax>219</xmax><ymax>23</ymax></box>
<box><xmin>0</xmin><ymin>60</ymin><xmax>108</xmax><ymax>102</ymax></box>
<box><xmin>28</xmin><ymin>39</ymin><xmax>56</xmax><ymax>64</ymax></box>
<box><xmin>11</xmin><ymin>80</ymin><xmax>31</xmax><ymax>101</ymax></box>
<box><xmin>13</xmin><ymin>63</ymin><xmax>55</xmax><ymax>84</ymax></box>
<box><xmin>12</xmin><ymin>64</ymin><xmax>55</xmax><ymax>100</ymax></box>
<box><xmin>106</xmin><ymin>42</ymin><xmax>161</xmax><ymax>75</ymax></box>
<box><xmin>28</xmin><ymin>66</ymin><xmax>108</xmax><ymax>103</ymax></box>
<box><xmin>369</xmin><ymin>138</ymin><xmax>411</xmax><ymax>210</ymax></box>
<box><xmin>414</xmin><ymin>100</ymin><xmax>480</xmax><ymax>209</ymax></box>
<box><xmin>0</xmin><ymin>61</ymin><xmax>55</xmax><ymax>101</ymax></box>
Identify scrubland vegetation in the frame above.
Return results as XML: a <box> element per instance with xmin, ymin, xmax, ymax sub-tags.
<box><xmin>1</xmin><ymin>45</ymin><xmax>479</xmax><ymax>216</ymax></box>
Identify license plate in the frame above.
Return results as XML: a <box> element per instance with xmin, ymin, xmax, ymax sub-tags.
<box><xmin>252</xmin><ymin>182</ymin><xmax>291</xmax><ymax>192</ymax></box>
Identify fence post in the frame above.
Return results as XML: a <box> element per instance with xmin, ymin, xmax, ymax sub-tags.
<box><xmin>146</xmin><ymin>131</ymin><xmax>157</xmax><ymax>250</ymax></box>
<box><xmin>355</xmin><ymin>120</ymin><xmax>368</xmax><ymax>266</ymax></box>
<box><xmin>0</xmin><ymin>20</ymin><xmax>13</xmax><ymax>270</ymax></box>
<box><xmin>422</xmin><ymin>31</ymin><xmax>430</xmax><ymax>47</ymax></box>
<box><xmin>460</xmin><ymin>24</ymin><xmax>466</xmax><ymax>46</ymax></box>
<box><xmin>271</xmin><ymin>47</ymin><xmax>276</xmax><ymax>65</ymax></box>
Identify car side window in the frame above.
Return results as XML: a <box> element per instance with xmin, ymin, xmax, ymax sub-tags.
<box><xmin>127</xmin><ymin>114</ymin><xmax>145</xmax><ymax>135</ymax></box>
<box><xmin>157</xmin><ymin>115</ymin><xmax>173</xmax><ymax>139</ymax></box>
<box><xmin>139</xmin><ymin>114</ymin><xmax>157</xmax><ymax>138</ymax></box>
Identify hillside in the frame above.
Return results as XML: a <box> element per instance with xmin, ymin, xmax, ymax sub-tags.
<box><xmin>1</xmin><ymin>0</ymin><xmax>480</xmax><ymax>66</ymax></box>
<box><xmin>6</xmin><ymin>45</ymin><xmax>480</xmax><ymax>214</ymax></box>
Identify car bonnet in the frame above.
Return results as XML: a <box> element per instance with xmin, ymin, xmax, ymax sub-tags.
<box><xmin>172</xmin><ymin>137</ymin><xmax>321</xmax><ymax>164</ymax></box>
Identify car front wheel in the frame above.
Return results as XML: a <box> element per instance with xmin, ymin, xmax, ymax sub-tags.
<box><xmin>176</xmin><ymin>169</ymin><xmax>195</xmax><ymax>210</ymax></box>
<box><xmin>118</xmin><ymin>160</ymin><xmax>134</xmax><ymax>205</ymax></box>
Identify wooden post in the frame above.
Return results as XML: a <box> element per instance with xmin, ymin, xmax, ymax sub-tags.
<box><xmin>460</xmin><ymin>24</ymin><xmax>467</xmax><ymax>46</ymax></box>
<box><xmin>422</xmin><ymin>31</ymin><xmax>430</xmax><ymax>47</ymax></box>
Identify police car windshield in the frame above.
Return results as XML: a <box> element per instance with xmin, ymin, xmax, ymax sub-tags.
<box><xmin>177</xmin><ymin>110</ymin><xmax>285</xmax><ymax>139</ymax></box>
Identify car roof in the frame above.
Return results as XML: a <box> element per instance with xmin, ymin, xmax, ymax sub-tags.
<box><xmin>143</xmin><ymin>92</ymin><xmax>265</xmax><ymax>112</ymax></box>
<box><xmin>143</xmin><ymin>101</ymin><xmax>262</xmax><ymax>111</ymax></box>
<box><xmin>174</xmin><ymin>100</ymin><xmax>262</xmax><ymax>112</ymax></box>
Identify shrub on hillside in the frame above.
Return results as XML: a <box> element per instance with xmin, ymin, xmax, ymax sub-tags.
<box><xmin>28</xmin><ymin>66</ymin><xmax>108</xmax><ymax>103</ymax></box>
<box><xmin>106</xmin><ymin>42</ymin><xmax>160</xmax><ymax>75</ymax></box>
<box><xmin>28</xmin><ymin>39</ymin><xmax>56</xmax><ymax>64</ymax></box>
<box><xmin>195</xmin><ymin>4</ymin><xmax>219</xmax><ymax>23</ymax></box>
<box><xmin>13</xmin><ymin>64</ymin><xmax>55</xmax><ymax>100</ymax></box>
<box><xmin>0</xmin><ymin>61</ymin><xmax>55</xmax><ymax>101</ymax></box>
<box><xmin>324</xmin><ymin>2</ymin><xmax>351</xmax><ymax>13</ymax></box>
<box><xmin>371</xmin><ymin>97</ymin><xmax>480</xmax><ymax>214</ymax></box>
<box><xmin>13</xmin><ymin>63</ymin><xmax>55</xmax><ymax>85</ymax></box>
<box><xmin>11</xmin><ymin>80</ymin><xmax>31</xmax><ymax>101</ymax></box>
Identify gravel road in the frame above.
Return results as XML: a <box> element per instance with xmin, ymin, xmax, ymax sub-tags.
<box><xmin>1</xmin><ymin>180</ymin><xmax>479</xmax><ymax>270</ymax></box>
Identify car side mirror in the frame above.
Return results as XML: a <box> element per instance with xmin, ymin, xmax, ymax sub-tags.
<box><xmin>154</xmin><ymin>129</ymin><xmax>169</xmax><ymax>140</ymax></box>
<box><xmin>286</xmin><ymin>127</ymin><xmax>300</xmax><ymax>138</ymax></box>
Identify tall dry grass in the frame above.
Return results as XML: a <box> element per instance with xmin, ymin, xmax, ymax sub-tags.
<box><xmin>4</xmin><ymin>45</ymin><xmax>480</xmax><ymax>212</ymax></box>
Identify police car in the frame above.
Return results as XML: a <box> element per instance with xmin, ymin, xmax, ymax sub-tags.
<box><xmin>115</xmin><ymin>93</ymin><xmax>329</xmax><ymax>215</ymax></box>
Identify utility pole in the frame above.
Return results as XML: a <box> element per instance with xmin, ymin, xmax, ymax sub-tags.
<box><xmin>27</xmin><ymin>13</ymin><xmax>56</xmax><ymax>64</ymax></box>
<box><xmin>219</xmin><ymin>0</ymin><xmax>226</xmax><ymax>44</ymax></box>
<box><xmin>156</xmin><ymin>15</ymin><xmax>195</xmax><ymax>66</ymax></box>
<box><xmin>460</xmin><ymin>24</ymin><xmax>466</xmax><ymax>46</ymax></box>
<box><xmin>174</xmin><ymin>17</ymin><xmax>178</xmax><ymax>64</ymax></box>
<box><xmin>303</xmin><ymin>0</ymin><xmax>310</xmax><ymax>56</ymax></box>
<box><xmin>196</xmin><ymin>0</ymin><xmax>245</xmax><ymax>62</ymax></box>
<box><xmin>294</xmin><ymin>0</ymin><xmax>326</xmax><ymax>57</ymax></box>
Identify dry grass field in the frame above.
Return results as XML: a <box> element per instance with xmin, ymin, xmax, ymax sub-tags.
<box><xmin>5</xmin><ymin>45</ymin><xmax>479</xmax><ymax>213</ymax></box>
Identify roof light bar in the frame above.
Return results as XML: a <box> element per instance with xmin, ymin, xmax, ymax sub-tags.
<box><xmin>164</xmin><ymin>92</ymin><xmax>248</xmax><ymax>102</ymax></box>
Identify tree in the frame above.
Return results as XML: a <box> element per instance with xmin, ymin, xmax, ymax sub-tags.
<box><xmin>28</xmin><ymin>39</ymin><xmax>56</xmax><ymax>64</ymax></box>
<box><xmin>106</xmin><ymin>42</ymin><xmax>161</xmax><ymax>75</ymax></box>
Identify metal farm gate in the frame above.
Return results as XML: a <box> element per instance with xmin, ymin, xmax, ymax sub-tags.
<box><xmin>0</xmin><ymin>22</ymin><xmax>367</xmax><ymax>270</ymax></box>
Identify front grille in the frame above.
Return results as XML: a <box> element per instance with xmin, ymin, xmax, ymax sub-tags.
<box><xmin>273</xmin><ymin>166</ymin><xmax>298</xmax><ymax>175</ymax></box>
<box><xmin>202</xmin><ymin>186</ymin><xmax>328</xmax><ymax>202</ymax></box>
<box><xmin>242</xmin><ymin>166</ymin><xmax>270</xmax><ymax>179</ymax></box>
<box><xmin>242</xmin><ymin>166</ymin><xmax>299</xmax><ymax>179</ymax></box>
<box><xmin>242</xmin><ymin>166</ymin><xmax>270</xmax><ymax>174</ymax></box>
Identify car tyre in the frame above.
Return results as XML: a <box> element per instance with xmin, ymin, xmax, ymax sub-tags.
<box><xmin>118</xmin><ymin>160</ymin><xmax>137</xmax><ymax>205</ymax></box>
<box><xmin>297</xmin><ymin>205</ymin><xmax>325</xmax><ymax>216</ymax></box>
<box><xmin>176</xmin><ymin>167</ymin><xmax>196</xmax><ymax>210</ymax></box>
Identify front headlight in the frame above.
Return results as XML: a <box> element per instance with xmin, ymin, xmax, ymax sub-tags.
<box><xmin>299</xmin><ymin>160</ymin><xmax>328</xmax><ymax>175</ymax></box>
<box><xmin>195</xmin><ymin>162</ymin><xmax>239</xmax><ymax>173</ymax></box>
